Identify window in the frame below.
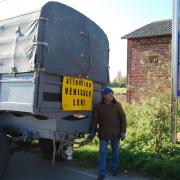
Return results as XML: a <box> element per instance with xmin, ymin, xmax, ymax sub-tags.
<box><xmin>147</xmin><ymin>55</ymin><xmax>159</xmax><ymax>64</ymax></box>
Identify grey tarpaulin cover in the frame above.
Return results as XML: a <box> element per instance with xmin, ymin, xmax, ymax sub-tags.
<box><xmin>0</xmin><ymin>1</ymin><xmax>109</xmax><ymax>83</ymax></box>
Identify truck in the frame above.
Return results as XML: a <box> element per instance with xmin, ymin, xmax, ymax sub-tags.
<box><xmin>0</xmin><ymin>1</ymin><xmax>109</xmax><ymax>177</ymax></box>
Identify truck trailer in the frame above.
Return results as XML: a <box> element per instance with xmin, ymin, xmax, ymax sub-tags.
<box><xmin>0</xmin><ymin>1</ymin><xmax>109</xmax><ymax>176</ymax></box>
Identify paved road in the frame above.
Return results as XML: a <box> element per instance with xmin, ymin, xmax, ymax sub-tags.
<box><xmin>2</xmin><ymin>150</ymin><xmax>148</xmax><ymax>180</ymax></box>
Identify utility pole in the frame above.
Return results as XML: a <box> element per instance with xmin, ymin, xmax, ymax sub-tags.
<box><xmin>171</xmin><ymin>0</ymin><xmax>178</xmax><ymax>143</ymax></box>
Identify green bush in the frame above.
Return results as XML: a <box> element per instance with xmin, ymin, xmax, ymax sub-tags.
<box><xmin>74</xmin><ymin>95</ymin><xmax>180</xmax><ymax>179</ymax></box>
<box><xmin>111</xmin><ymin>87</ymin><xmax>127</xmax><ymax>95</ymax></box>
<box><xmin>123</xmin><ymin>96</ymin><xmax>172</xmax><ymax>155</ymax></box>
<box><xmin>121</xmin><ymin>96</ymin><xmax>180</xmax><ymax>179</ymax></box>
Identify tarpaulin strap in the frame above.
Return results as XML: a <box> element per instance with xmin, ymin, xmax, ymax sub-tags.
<box><xmin>10</xmin><ymin>26</ymin><xmax>21</xmax><ymax>75</ymax></box>
<box><xmin>33</xmin><ymin>41</ymin><xmax>49</xmax><ymax>51</ymax></box>
<box><xmin>80</xmin><ymin>53</ymin><xmax>94</xmax><ymax>76</ymax></box>
<box><xmin>80</xmin><ymin>31</ymin><xmax>89</xmax><ymax>37</ymax></box>
<box><xmin>80</xmin><ymin>53</ymin><xmax>89</xmax><ymax>59</ymax></box>
<box><xmin>34</xmin><ymin>17</ymin><xmax>49</xmax><ymax>22</ymax></box>
<box><xmin>85</xmin><ymin>56</ymin><xmax>94</xmax><ymax>76</ymax></box>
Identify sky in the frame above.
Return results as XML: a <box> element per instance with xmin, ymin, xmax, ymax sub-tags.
<box><xmin>0</xmin><ymin>0</ymin><xmax>172</xmax><ymax>81</ymax></box>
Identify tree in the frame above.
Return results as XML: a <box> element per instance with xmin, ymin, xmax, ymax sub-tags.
<box><xmin>111</xmin><ymin>71</ymin><xmax>126</xmax><ymax>87</ymax></box>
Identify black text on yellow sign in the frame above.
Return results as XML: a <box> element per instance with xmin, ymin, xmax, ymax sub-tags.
<box><xmin>62</xmin><ymin>76</ymin><xmax>93</xmax><ymax>111</ymax></box>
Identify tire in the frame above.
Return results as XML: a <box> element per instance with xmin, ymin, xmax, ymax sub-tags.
<box><xmin>0</xmin><ymin>128</ymin><xmax>9</xmax><ymax>177</ymax></box>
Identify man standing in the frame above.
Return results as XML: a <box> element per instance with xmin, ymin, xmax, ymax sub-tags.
<box><xmin>89</xmin><ymin>87</ymin><xmax>127</xmax><ymax>180</ymax></box>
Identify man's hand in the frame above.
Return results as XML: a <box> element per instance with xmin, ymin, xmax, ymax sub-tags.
<box><xmin>120</xmin><ymin>133</ymin><xmax>126</xmax><ymax>141</ymax></box>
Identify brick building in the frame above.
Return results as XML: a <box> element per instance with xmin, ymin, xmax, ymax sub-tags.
<box><xmin>122</xmin><ymin>20</ymin><xmax>172</xmax><ymax>103</ymax></box>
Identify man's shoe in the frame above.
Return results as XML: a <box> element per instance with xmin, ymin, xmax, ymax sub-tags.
<box><xmin>97</xmin><ymin>175</ymin><xmax>105</xmax><ymax>180</ymax></box>
<box><xmin>111</xmin><ymin>169</ymin><xmax>118</xmax><ymax>176</ymax></box>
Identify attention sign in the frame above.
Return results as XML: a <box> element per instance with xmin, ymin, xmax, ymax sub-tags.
<box><xmin>62</xmin><ymin>76</ymin><xmax>93</xmax><ymax>111</ymax></box>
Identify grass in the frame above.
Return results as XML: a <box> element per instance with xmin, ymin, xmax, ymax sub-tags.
<box><xmin>73</xmin><ymin>139</ymin><xmax>98</xmax><ymax>167</ymax></box>
<box><xmin>111</xmin><ymin>87</ymin><xmax>127</xmax><ymax>95</ymax></box>
<box><xmin>74</xmin><ymin>138</ymin><xmax>180</xmax><ymax>180</ymax></box>
<box><xmin>120</xmin><ymin>148</ymin><xmax>180</xmax><ymax>180</ymax></box>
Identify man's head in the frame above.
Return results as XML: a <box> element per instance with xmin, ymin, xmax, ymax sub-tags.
<box><xmin>102</xmin><ymin>87</ymin><xmax>114</xmax><ymax>103</ymax></box>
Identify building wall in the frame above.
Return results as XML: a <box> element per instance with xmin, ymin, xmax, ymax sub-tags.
<box><xmin>127</xmin><ymin>35</ymin><xmax>171</xmax><ymax>103</ymax></box>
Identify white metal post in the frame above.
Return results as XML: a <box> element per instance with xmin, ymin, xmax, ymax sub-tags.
<box><xmin>171</xmin><ymin>0</ymin><xmax>178</xmax><ymax>143</ymax></box>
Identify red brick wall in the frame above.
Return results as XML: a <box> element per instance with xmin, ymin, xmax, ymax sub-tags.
<box><xmin>127</xmin><ymin>35</ymin><xmax>171</xmax><ymax>103</ymax></box>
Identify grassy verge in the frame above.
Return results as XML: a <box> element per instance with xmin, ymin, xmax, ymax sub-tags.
<box><xmin>73</xmin><ymin>87</ymin><xmax>180</xmax><ymax>179</ymax></box>
<box><xmin>120</xmin><ymin>147</ymin><xmax>180</xmax><ymax>180</ymax></box>
<box><xmin>73</xmin><ymin>139</ymin><xmax>98</xmax><ymax>167</ymax></box>
<box><xmin>74</xmin><ymin>139</ymin><xmax>180</xmax><ymax>180</ymax></box>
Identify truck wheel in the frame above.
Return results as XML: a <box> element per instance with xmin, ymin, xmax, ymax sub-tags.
<box><xmin>0</xmin><ymin>128</ymin><xmax>9</xmax><ymax>177</ymax></box>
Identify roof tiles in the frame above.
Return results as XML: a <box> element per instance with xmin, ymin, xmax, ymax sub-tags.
<box><xmin>122</xmin><ymin>19</ymin><xmax>172</xmax><ymax>39</ymax></box>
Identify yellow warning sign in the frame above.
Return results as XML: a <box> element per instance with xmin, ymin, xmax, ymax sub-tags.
<box><xmin>62</xmin><ymin>76</ymin><xmax>93</xmax><ymax>111</ymax></box>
